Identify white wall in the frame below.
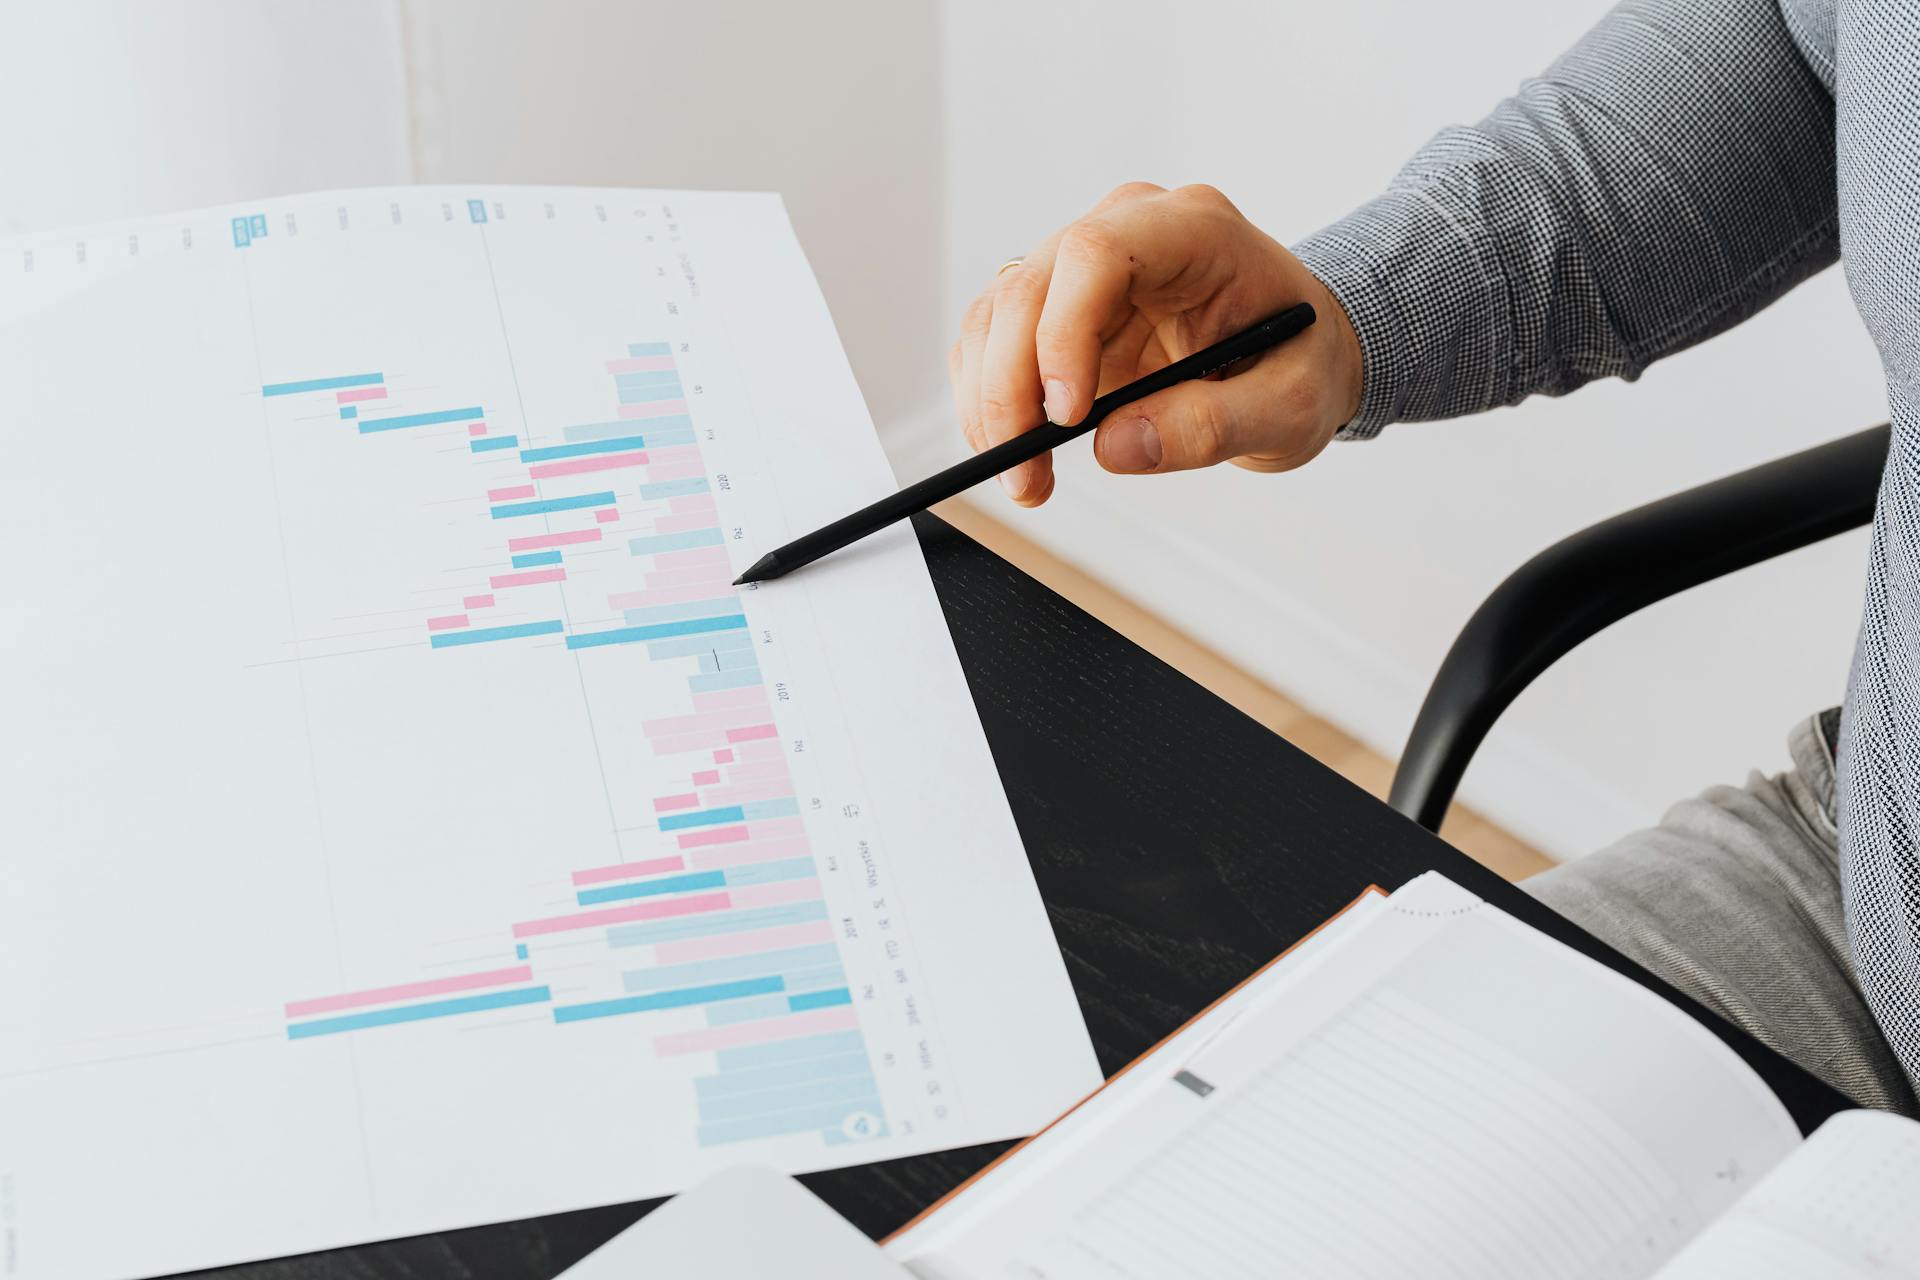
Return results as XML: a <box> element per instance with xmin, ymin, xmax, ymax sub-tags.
<box><xmin>931</xmin><ymin>0</ymin><xmax>1889</xmax><ymax>859</ymax></box>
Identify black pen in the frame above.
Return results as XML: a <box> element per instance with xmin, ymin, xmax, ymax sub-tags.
<box><xmin>733</xmin><ymin>302</ymin><xmax>1317</xmax><ymax>585</ymax></box>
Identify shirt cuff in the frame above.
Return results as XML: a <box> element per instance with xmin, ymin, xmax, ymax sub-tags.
<box><xmin>1291</xmin><ymin>179</ymin><xmax>1509</xmax><ymax>441</ymax></box>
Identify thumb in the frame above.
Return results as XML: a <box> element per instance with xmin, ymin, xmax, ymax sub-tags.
<box><xmin>1092</xmin><ymin>362</ymin><xmax>1333</xmax><ymax>476</ymax></box>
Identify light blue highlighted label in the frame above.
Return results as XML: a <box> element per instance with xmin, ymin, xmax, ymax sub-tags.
<box><xmin>716</xmin><ymin>1029</ymin><xmax>866</xmax><ymax>1072</ymax></box>
<box><xmin>647</xmin><ymin>630</ymin><xmax>755</xmax><ymax>661</ymax></box>
<box><xmin>512</xmin><ymin>550</ymin><xmax>562</xmax><ymax>569</ymax></box>
<box><xmin>690</xmin><ymin>669</ymin><xmax>763</xmax><ymax>693</ymax></box>
<box><xmin>521</xmin><ymin>434</ymin><xmax>649</xmax><ymax>463</ymax></box>
<box><xmin>231</xmin><ymin>217</ymin><xmax>251</xmax><ymax>248</ymax></box>
<box><xmin>561</xmin><ymin>418</ymin><xmax>694</xmax><ymax>445</ymax></box>
<box><xmin>468</xmin><ymin>199</ymin><xmax>488</xmax><ymax>223</ymax></box>
<box><xmin>629</xmin><ymin>528</ymin><xmax>723</xmax><ymax>555</ymax></box>
<box><xmin>248</xmin><ymin>214</ymin><xmax>268</xmax><ymax>237</ymax></box>
<box><xmin>698</xmin><ymin>1072</ymin><xmax>879</xmax><ymax>1124</ymax></box>
<box><xmin>629</xmin><ymin>342</ymin><xmax>674</xmax><ymax>356</ymax></box>
<box><xmin>340</xmin><ymin>407</ymin><xmax>358</xmax><ymax>420</ymax></box>
<box><xmin>658</xmin><ymin>805</ymin><xmax>746</xmax><ymax>833</ymax></box>
<box><xmin>696</xmin><ymin>1098</ymin><xmax>882</xmax><ymax>1148</ymax></box>
<box><xmin>623</xmin><ymin>944</ymin><xmax>841</xmax><ymax>995</ymax></box>
<box><xmin>722</xmin><ymin>857</ymin><xmax>814</xmax><ymax>888</ymax></box>
<box><xmin>430</xmin><ymin>619</ymin><xmax>565</xmax><ymax>648</ymax></box>
<box><xmin>696</xmin><ymin>1052</ymin><xmax>874</xmax><ymax>1099</ymax></box>
<box><xmin>359</xmin><ymin>406</ymin><xmax>485</xmax><ymax>433</ymax></box>
<box><xmin>740</xmin><ymin>798</ymin><xmax>801</xmax><ymax>822</ymax></box>
<box><xmin>706</xmin><ymin>993</ymin><xmax>794</xmax><ymax>1026</ymax></box>
<box><xmin>641</xmin><ymin>477</ymin><xmax>710</xmax><ymax>500</ymax></box>
<box><xmin>606</xmin><ymin>901</ymin><xmax>829</xmax><ymax>949</ymax></box>
<box><xmin>787</xmin><ymin>987</ymin><xmax>853</xmax><ymax>1013</ymax></box>
<box><xmin>491</xmin><ymin>491</ymin><xmax>616</xmax><ymax>519</ymax></box>
<box><xmin>614</xmin><ymin>369</ymin><xmax>683</xmax><ymax>388</ymax></box>
<box><xmin>625</xmin><ymin>597</ymin><xmax>741</xmax><ymax>626</ymax></box>
<box><xmin>263</xmin><ymin>373</ymin><xmax>383</xmax><ymax>397</ymax></box>
<box><xmin>288</xmin><ymin>985</ymin><xmax>550</xmax><ymax>1038</ymax></box>
<box><xmin>564</xmin><ymin>614</ymin><xmax>746</xmax><ymax>651</ymax></box>
<box><xmin>552</xmin><ymin>976</ymin><xmax>782</xmax><ymax>1024</ymax></box>
<box><xmin>470</xmin><ymin>435</ymin><xmax>519</xmax><ymax>453</ymax></box>
<box><xmin>576</xmin><ymin>869</ymin><xmax>727</xmax><ymax>906</ymax></box>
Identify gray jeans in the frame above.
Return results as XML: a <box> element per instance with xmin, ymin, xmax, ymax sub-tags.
<box><xmin>1524</xmin><ymin>710</ymin><xmax>1918</xmax><ymax>1115</ymax></box>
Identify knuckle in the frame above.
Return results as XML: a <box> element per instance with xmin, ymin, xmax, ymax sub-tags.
<box><xmin>1184</xmin><ymin>401</ymin><xmax>1233</xmax><ymax>466</ymax></box>
<box><xmin>1173</xmin><ymin>182</ymin><xmax>1234</xmax><ymax>212</ymax></box>
<box><xmin>1060</xmin><ymin>217</ymin><xmax>1126</xmax><ymax>267</ymax></box>
<box><xmin>977</xmin><ymin>386</ymin><xmax>1032</xmax><ymax>428</ymax></box>
<box><xmin>1104</xmin><ymin>180</ymin><xmax>1165</xmax><ymax>205</ymax></box>
<box><xmin>962</xmin><ymin>292</ymin><xmax>994</xmax><ymax>334</ymax></box>
<box><xmin>992</xmin><ymin>261</ymin><xmax>1049</xmax><ymax>309</ymax></box>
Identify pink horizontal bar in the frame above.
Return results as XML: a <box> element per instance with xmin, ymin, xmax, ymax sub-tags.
<box><xmin>741</xmin><ymin>816</ymin><xmax>807</xmax><ymax>841</ymax></box>
<box><xmin>285</xmin><ymin>964</ymin><xmax>531</xmax><ymax>1018</ymax></box>
<box><xmin>607</xmin><ymin>582</ymin><xmax>733</xmax><ymax>610</ymax></box>
<box><xmin>490</xmin><ymin>567</ymin><xmax>567</xmax><ymax>589</ymax></box>
<box><xmin>606</xmin><ymin>354</ymin><xmax>677</xmax><ymax>374</ymax></box>
<box><xmin>644</xmin><ymin>443</ymin><xmax>703</xmax><ymax>465</ymax></box>
<box><xmin>653</xmin><ymin>792</ymin><xmax>700</xmax><ymax>812</ymax></box>
<box><xmin>669</xmin><ymin>494</ymin><xmax>718</xmax><ymax>515</ymax></box>
<box><xmin>652</xmin><ymin>513</ymin><xmax>720</xmax><ymax>534</ymax></box>
<box><xmin>719</xmin><ymin>760</ymin><xmax>792</xmax><ymax>785</ymax></box>
<box><xmin>529</xmin><ymin>450</ymin><xmax>648</xmax><ymax>480</ymax></box>
<box><xmin>699</xmin><ymin>779</ymin><xmax>794</xmax><ymax>807</ymax></box>
<box><xmin>712</xmin><ymin>748</ymin><xmax>735</xmax><ymax>764</ymax></box>
<box><xmin>728</xmin><ymin>879</ymin><xmax>823</xmax><ymax>910</ymax></box>
<box><xmin>508</xmin><ymin>527</ymin><xmax>601</xmax><ymax>553</ymax></box>
<box><xmin>617</xmin><ymin>398</ymin><xmax>690</xmax><ymax>420</ymax></box>
<box><xmin>336</xmin><ymin>386</ymin><xmax>388</xmax><ymax>404</ymax></box>
<box><xmin>677</xmin><ymin>824</ymin><xmax>749</xmax><ymax>849</ymax></box>
<box><xmin>693</xmin><ymin>687</ymin><xmax>768</xmax><ymax>713</ymax></box>
<box><xmin>652</xmin><ymin>546</ymin><xmax>732</xmax><ymax>571</ymax></box>
<box><xmin>646</xmin><ymin>568</ymin><xmax>731</xmax><ymax>590</ymax></box>
<box><xmin>691</xmin><ymin>769</ymin><xmax>720</xmax><ymax>786</ymax></box>
<box><xmin>512</xmin><ymin>890</ymin><xmax>730</xmax><ymax>939</ymax></box>
<box><xmin>656</xmin><ymin>1005</ymin><xmax>859</xmax><ymax>1056</ymax></box>
<box><xmin>489</xmin><ymin>484</ymin><xmax>537</xmax><ymax>501</ymax></box>
<box><xmin>463</xmin><ymin>593</ymin><xmax>496</xmax><ymax>609</ymax></box>
<box><xmin>426</xmin><ymin>614</ymin><xmax>470</xmax><ymax>632</ymax></box>
<box><xmin>645</xmin><ymin>460</ymin><xmax>707</xmax><ymax>483</ymax></box>
<box><xmin>648</xmin><ymin>730</ymin><xmax>728</xmax><ymax>755</ymax></box>
<box><xmin>687</xmin><ymin>837</ymin><xmax>812</xmax><ymax>872</ymax></box>
<box><xmin>726</xmin><ymin>724</ymin><xmax>777</xmax><ymax>744</ymax></box>
<box><xmin>468</xmin><ymin>423</ymin><xmax>488</xmax><ymax>437</ymax></box>
<box><xmin>571</xmin><ymin>854</ymin><xmax>685</xmax><ymax>887</ymax></box>
<box><xmin>652</xmin><ymin>919</ymin><xmax>836</xmax><ymax>966</ymax></box>
<box><xmin>643</xmin><ymin>708</ymin><xmax>770</xmax><ymax>737</ymax></box>
<box><xmin>595</xmin><ymin>508</ymin><xmax>620</xmax><ymax>523</ymax></box>
<box><xmin>732</xmin><ymin>739</ymin><xmax>784</xmax><ymax>762</ymax></box>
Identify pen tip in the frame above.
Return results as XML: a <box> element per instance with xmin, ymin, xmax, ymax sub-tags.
<box><xmin>733</xmin><ymin>552</ymin><xmax>780</xmax><ymax>587</ymax></box>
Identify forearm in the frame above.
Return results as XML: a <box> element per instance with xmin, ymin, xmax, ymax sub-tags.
<box><xmin>1296</xmin><ymin>0</ymin><xmax>1838</xmax><ymax>438</ymax></box>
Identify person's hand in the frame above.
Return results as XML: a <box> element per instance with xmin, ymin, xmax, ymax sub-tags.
<box><xmin>950</xmin><ymin>182</ymin><xmax>1363</xmax><ymax>506</ymax></box>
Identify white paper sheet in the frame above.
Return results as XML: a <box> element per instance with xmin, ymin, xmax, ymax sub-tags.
<box><xmin>0</xmin><ymin>186</ymin><xmax>1099</xmax><ymax>1280</ymax></box>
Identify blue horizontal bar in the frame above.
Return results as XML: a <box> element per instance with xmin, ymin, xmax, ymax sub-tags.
<box><xmin>430</xmin><ymin>619</ymin><xmax>565</xmax><ymax>648</ymax></box>
<box><xmin>564</xmin><ymin>614</ymin><xmax>746</xmax><ymax>651</ymax></box>
<box><xmin>512</xmin><ymin>550</ymin><xmax>562</xmax><ymax>568</ymax></box>
<box><xmin>262</xmin><ymin>372</ymin><xmax>382</xmax><ymax>397</ymax></box>
<box><xmin>520</xmin><ymin>434</ymin><xmax>649</xmax><ymax>463</ymax></box>
<box><xmin>358</xmin><ymin>406</ymin><xmax>485</xmax><ymax>433</ymax></box>
<box><xmin>288</xmin><ymin>985</ymin><xmax>549</xmax><ymax>1038</ymax></box>
<box><xmin>624</xmin><ymin>943</ymin><xmax>841</xmax><ymax>995</ymax></box>
<box><xmin>658</xmin><ymin>805</ymin><xmax>746</xmax><ymax>832</ymax></box>
<box><xmin>647</xmin><ymin>630</ymin><xmax>756</xmax><ymax>660</ymax></box>
<box><xmin>698</xmin><ymin>1071</ymin><xmax>879</xmax><ymax>1124</ymax></box>
<box><xmin>470</xmin><ymin>435</ymin><xmax>520</xmax><ymax>453</ymax></box>
<box><xmin>741</xmin><ymin>798</ymin><xmax>801</xmax><ymax>822</ymax></box>
<box><xmin>606</xmin><ymin>901</ymin><xmax>828</xmax><ymax>948</ymax></box>
<box><xmin>696</xmin><ymin>1097</ymin><xmax>882</xmax><ymax>1148</ymax></box>
<box><xmin>696</xmin><ymin>1051</ymin><xmax>874</xmax><ymax>1099</ymax></box>
<box><xmin>340</xmin><ymin>406</ymin><xmax>358</xmax><ymax>420</ymax></box>
<box><xmin>552</xmin><ymin>976</ymin><xmax>782</xmax><ymax>1024</ymax></box>
<box><xmin>576</xmin><ymin>869</ymin><xmax>726</xmax><ymax>906</ymax></box>
<box><xmin>561</xmin><ymin>418</ymin><xmax>695</xmax><ymax>445</ymax></box>
<box><xmin>641</xmin><ymin>477</ymin><xmax>709</xmax><ymax>500</ymax></box>
<box><xmin>630</xmin><ymin>341</ymin><xmax>674</xmax><ymax>356</ymax></box>
<box><xmin>626</xmin><ymin>596</ymin><xmax>742</xmax><ymax>626</ymax></box>
<box><xmin>723</xmin><ymin>857</ymin><xmax>814</xmax><ymax>888</ymax></box>
<box><xmin>617</xmin><ymin>384</ymin><xmax>684</xmax><ymax>405</ymax></box>
<box><xmin>787</xmin><ymin>987</ymin><xmax>852</xmax><ymax>1013</ymax></box>
<box><xmin>716</xmin><ymin>1028</ymin><xmax>867</xmax><ymax>1072</ymax></box>
<box><xmin>780</xmin><ymin>965</ymin><xmax>851</xmax><ymax>995</ymax></box>
<box><xmin>630</xmin><ymin>528</ymin><xmax>723</xmax><ymax>555</ymax></box>
<box><xmin>614</xmin><ymin>369</ymin><xmax>683</xmax><ymax>388</ymax></box>
<box><xmin>690</xmin><ymin>669</ymin><xmax>763</xmax><ymax>693</ymax></box>
<box><xmin>491</xmin><ymin>491</ymin><xmax>616</xmax><ymax>519</ymax></box>
<box><xmin>711</xmin><ymin>648</ymin><xmax>761</xmax><ymax>673</ymax></box>
<box><xmin>706</xmin><ymin>993</ymin><xmax>792</xmax><ymax>1026</ymax></box>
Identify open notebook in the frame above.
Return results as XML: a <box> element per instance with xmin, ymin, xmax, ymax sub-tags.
<box><xmin>867</xmin><ymin>872</ymin><xmax>1920</xmax><ymax>1278</ymax></box>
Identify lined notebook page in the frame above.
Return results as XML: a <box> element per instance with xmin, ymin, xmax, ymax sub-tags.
<box><xmin>897</xmin><ymin>875</ymin><xmax>1800</xmax><ymax>1280</ymax></box>
<box><xmin>1655</xmin><ymin>1110</ymin><xmax>1920</xmax><ymax>1278</ymax></box>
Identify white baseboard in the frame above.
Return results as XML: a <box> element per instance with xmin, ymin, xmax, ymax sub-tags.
<box><xmin>881</xmin><ymin>399</ymin><xmax>1647</xmax><ymax>862</ymax></box>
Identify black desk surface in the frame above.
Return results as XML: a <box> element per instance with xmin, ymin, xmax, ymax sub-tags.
<box><xmin>210</xmin><ymin>513</ymin><xmax>1850</xmax><ymax>1280</ymax></box>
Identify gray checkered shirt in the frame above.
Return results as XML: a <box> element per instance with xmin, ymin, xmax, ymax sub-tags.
<box><xmin>1292</xmin><ymin>0</ymin><xmax>1920</xmax><ymax>1092</ymax></box>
